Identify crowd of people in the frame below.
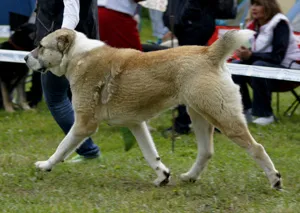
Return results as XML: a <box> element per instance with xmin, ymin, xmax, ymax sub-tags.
<box><xmin>2</xmin><ymin>0</ymin><xmax>300</xmax><ymax>162</ymax></box>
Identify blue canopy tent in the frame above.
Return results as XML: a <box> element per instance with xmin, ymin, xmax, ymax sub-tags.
<box><xmin>0</xmin><ymin>0</ymin><xmax>36</xmax><ymax>25</ymax></box>
<box><xmin>0</xmin><ymin>0</ymin><xmax>35</xmax><ymax>37</ymax></box>
<box><xmin>287</xmin><ymin>0</ymin><xmax>300</xmax><ymax>31</ymax></box>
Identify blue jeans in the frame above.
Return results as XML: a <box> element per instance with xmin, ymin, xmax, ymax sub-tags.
<box><xmin>41</xmin><ymin>72</ymin><xmax>100</xmax><ymax>157</ymax></box>
<box><xmin>149</xmin><ymin>9</ymin><xmax>169</xmax><ymax>39</ymax></box>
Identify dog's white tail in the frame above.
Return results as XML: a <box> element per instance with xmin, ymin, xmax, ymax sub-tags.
<box><xmin>208</xmin><ymin>29</ymin><xmax>255</xmax><ymax>66</ymax></box>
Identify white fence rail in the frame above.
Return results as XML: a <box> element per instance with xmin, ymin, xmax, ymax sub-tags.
<box><xmin>1</xmin><ymin>49</ymin><xmax>300</xmax><ymax>82</ymax></box>
<box><xmin>0</xmin><ymin>49</ymin><xmax>28</xmax><ymax>63</ymax></box>
<box><xmin>0</xmin><ymin>25</ymin><xmax>10</xmax><ymax>38</ymax></box>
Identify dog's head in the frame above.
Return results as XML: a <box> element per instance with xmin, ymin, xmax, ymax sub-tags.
<box><xmin>10</xmin><ymin>23</ymin><xmax>36</xmax><ymax>51</ymax></box>
<box><xmin>25</xmin><ymin>29</ymin><xmax>76</xmax><ymax>76</ymax></box>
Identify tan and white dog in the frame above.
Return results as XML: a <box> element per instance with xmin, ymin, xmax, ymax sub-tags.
<box><xmin>25</xmin><ymin>29</ymin><xmax>282</xmax><ymax>189</ymax></box>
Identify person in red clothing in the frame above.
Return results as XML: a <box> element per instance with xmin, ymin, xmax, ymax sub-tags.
<box><xmin>97</xmin><ymin>0</ymin><xmax>142</xmax><ymax>50</ymax></box>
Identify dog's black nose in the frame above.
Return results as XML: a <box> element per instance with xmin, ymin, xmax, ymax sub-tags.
<box><xmin>24</xmin><ymin>55</ymin><xmax>29</xmax><ymax>62</ymax></box>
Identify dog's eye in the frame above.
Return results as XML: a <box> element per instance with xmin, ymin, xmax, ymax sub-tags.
<box><xmin>38</xmin><ymin>44</ymin><xmax>45</xmax><ymax>54</ymax></box>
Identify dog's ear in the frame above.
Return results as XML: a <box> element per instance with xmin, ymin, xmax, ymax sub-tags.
<box><xmin>57</xmin><ymin>31</ymin><xmax>74</xmax><ymax>53</ymax></box>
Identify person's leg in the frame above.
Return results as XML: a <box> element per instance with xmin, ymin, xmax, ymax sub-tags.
<box><xmin>231</xmin><ymin>60</ymin><xmax>253</xmax><ymax>123</ymax></box>
<box><xmin>148</xmin><ymin>9</ymin><xmax>170</xmax><ymax>41</ymax></box>
<box><xmin>41</xmin><ymin>72</ymin><xmax>100</xmax><ymax>157</ymax></box>
<box><xmin>251</xmin><ymin>60</ymin><xmax>285</xmax><ymax>118</ymax></box>
<box><xmin>232</xmin><ymin>74</ymin><xmax>252</xmax><ymax>111</ymax></box>
<box><xmin>251</xmin><ymin>77</ymin><xmax>273</xmax><ymax>117</ymax></box>
<box><xmin>249</xmin><ymin>60</ymin><xmax>286</xmax><ymax>125</ymax></box>
<box><xmin>166</xmin><ymin>27</ymin><xmax>192</xmax><ymax>134</ymax></box>
<box><xmin>174</xmin><ymin>105</ymin><xmax>191</xmax><ymax>134</ymax></box>
<box><xmin>232</xmin><ymin>74</ymin><xmax>253</xmax><ymax>122</ymax></box>
<box><xmin>169</xmin><ymin>24</ymin><xmax>215</xmax><ymax>134</ymax></box>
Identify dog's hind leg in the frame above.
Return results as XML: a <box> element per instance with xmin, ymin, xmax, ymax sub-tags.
<box><xmin>180</xmin><ymin>107</ymin><xmax>214</xmax><ymax>182</ymax></box>
<box><xmin>220</xmin><ymin>121</ymin><xmax>282</xmax><ymax>189</ymax></box>
<box><xmin>0</xmin><ymin>80</ymin><xmax>15</xmax><ymax>112</ymax></box>
<box><xmin>128</xmin><ymin>121</ymin><xmax>170</xmax><ymax>186</ymax></box>
<box><xmin>198</xmin><ymin>108</ymin><xmax>282</xmax><ymax>189</ymax></box>
<box><xmin>35</xmin><ymin>113</ymin><xmax>98</xmax><ymax>171</ymax></box>
<box><xmin>184</xmin><ymin>78</ymin><xmax>281</xmax><ymax>189</ymax></box>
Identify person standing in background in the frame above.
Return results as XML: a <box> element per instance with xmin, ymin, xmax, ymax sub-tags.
<box><xmin>97</xmin><ymin>0</ymin><xmax>143</xmax><ymax>50</ymax></box>
<box><xmin>35</xmin><ymin>0</ymin><xmax>100</xmax><ymax>162</ymax></box>
<box><xmin>232</xmin><ymin>0</ymin><xmax>300</xmax><ymax>125</ymax></box>
<box><xmin>164</xmin><ymin>0</ymin><xmax>217</xmax><ymax>135</ymax></box>
<box><xmin>149</xmin><ymin>9</ymin><xmax>172</xmax><ymax>44</ymax></box>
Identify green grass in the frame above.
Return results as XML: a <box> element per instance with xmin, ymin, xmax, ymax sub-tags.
<box><xmin>1</xmin><ymin>92</ymin><xmax>300</xmax><ymax>213</ymax></box>
<box><xmin>0</xmin><ymin>19</ymin><xmax>300</xmax><ymax>213</ymax></box>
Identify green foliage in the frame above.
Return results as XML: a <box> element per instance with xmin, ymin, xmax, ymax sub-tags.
<box><xmin>140</xmin><ymin>17</ymin><xmax>157</xmax><ymax>43</ymax></box>
<box><xmin>0</xmin><ymin>38</ymin><xmax>7</xmax><ymax>43</ymax></box>
<box><xmin>141</xmin><ymin>7</ymin><xmax>150</xmax><ymax>19</ymax></box>
<box><xmin>120</xmin><ymin>127</ymin><xmax>136</xmax><ymax>152</ymax></box>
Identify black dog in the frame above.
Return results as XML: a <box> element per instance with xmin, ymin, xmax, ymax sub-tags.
<box><xmin>0</xmin><ymin>23</ymin><xmax>36</xmax><ymax>112</ymax></box>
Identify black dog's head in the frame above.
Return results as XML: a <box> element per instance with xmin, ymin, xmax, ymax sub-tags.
<box><xmin>9</xmin><ymin>23</ymin><xmax>36</xmax><ymax>51</ymax></box>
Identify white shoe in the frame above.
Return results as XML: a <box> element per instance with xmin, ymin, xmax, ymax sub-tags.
<box><xmin>253</xmin><ymin>116</ymin><xmax>275</xmax><ymax>126</ymax></box>
<box><xmin>244</xmin><ymin>108</ymin><xmax>253</xmax><ymax>123</ymax></box>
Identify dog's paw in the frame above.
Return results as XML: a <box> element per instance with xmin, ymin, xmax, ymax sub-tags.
<box><xmin>21</xmin><ymin>103</ymin><xmax>31</xmax><ymax>111</ymax></box>
<box><xmin>153</xmin><ymin>170</ymin><xmax>171</xmax><ymax>186</ymax></box>
<box><xmin>35</xmin><ymin>160</ymin><xmax>53</xmax><ymax>172</ymax></box>
<box><xmin>180</xmin><ymin>172</ymin><xmax>198</xmax><ymax>183</ymax></box>
<box><xmin>272</xmin><ymin>172</ymin><xmax>282</xmax><ymax>190</ymax></box>
<box><xmin>5</xmin><ymin>107</ymin><xmax>15</xmax><ymax>113</ymax></box>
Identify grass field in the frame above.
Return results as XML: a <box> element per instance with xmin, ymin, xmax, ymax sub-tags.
<box><xmin>1</xmin><ymin>18</ymin><xmax>300</xmax><ymax>213</ymax></box>
<box><xmin>1</xmin><ymin>94</ymin><xmax>300</xmax><ymax>212</ymax></box>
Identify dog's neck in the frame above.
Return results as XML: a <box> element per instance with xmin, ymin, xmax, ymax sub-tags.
<box><xmin>61</xmin><ymin>31</ymin><xmax>106</xmax><ymax>79</ymax></box>
<box><xmin>69</xmin><ymin>32</ymin><xmax>105</xmax><ymax>56</ymax></box>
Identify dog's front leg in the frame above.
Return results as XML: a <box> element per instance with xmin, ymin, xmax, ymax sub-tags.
<box><xmin>35</xmin><ymin>126</ymin><xmax>87</xmax><ymax>171</ymax></box>
<box><xmin>16</xmin><ymin>78</ymin><xmax>31</xmax><ymax>110</ymax></box>
<box><xmin>35</xmin><ymin>118</ymin><xmax>98</xmax><ymax>171</ymax></box>
<box><xmin>128</xmin><ymin>122</ymin><xmax>170</xmax><ymax>186</ymax></box>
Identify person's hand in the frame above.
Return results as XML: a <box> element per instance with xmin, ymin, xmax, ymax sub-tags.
<box><xmin>235</xmin><ymin>46</ymin><xmax>252</xmax><ymax>61</ymax></box>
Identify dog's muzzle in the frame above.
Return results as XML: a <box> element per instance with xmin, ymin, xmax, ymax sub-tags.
<box><xmin>24</xmin><ymin>52</ymin><xmax>47</xmax><ymax>73</ymax></box>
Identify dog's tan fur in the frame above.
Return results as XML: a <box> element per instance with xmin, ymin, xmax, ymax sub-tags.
<box><xmin>25</xmin><ymin>29</ymin><xmax>282</xmax><ymax>189</ymax></box>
